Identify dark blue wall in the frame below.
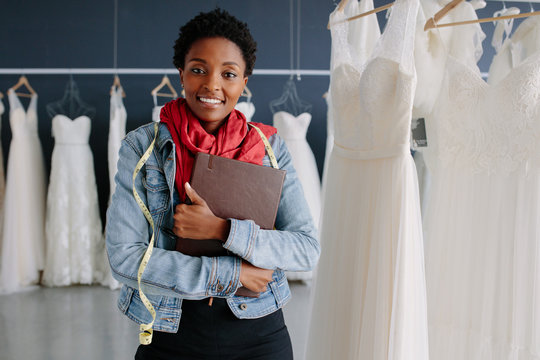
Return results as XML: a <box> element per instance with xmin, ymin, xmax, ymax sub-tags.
<box><xmin>0</xmin><ymin>0</ymin><xmax>335</xmax><ymax>222</ymax></box>
<box><xmin>0</xmin><ymin>0</ymin><xmax>535</xmax><ymax>222</ymax></box>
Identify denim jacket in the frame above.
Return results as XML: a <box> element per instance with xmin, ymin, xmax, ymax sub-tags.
<box><xmin>106</xmin><ymin>122</ymin><xmax>320</xmax><ymax>333</ymax></box>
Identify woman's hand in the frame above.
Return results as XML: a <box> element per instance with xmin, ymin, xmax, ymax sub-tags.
<box><xmin>239</xmin><ymin>260</ymin><xmax>274</xmax><ymax>293</ymax></box>
<box><xmin>173</xmin><ymin>182</ymin><xmax>230</xmax><ymax>241</ymax></box>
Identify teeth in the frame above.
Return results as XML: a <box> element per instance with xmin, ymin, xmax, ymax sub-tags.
<box><xmin>199</xmin><ymin>97</ymin><xmax>222</xmax><ymax>104</ymax></box>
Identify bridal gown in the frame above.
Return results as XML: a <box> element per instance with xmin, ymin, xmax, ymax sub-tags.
<box><xmin>100</xmin><ymin>88</ymin><xmax>126</xmax><ymax>290</ymax></box>
<box><xmin>322</xmin><ymin>0</ymin><xmax>380</xmax><ymax>201</ymax></box>
<box><xmin>274</xmin><ymin>111</ymin><xmax>321</xmax><ymax>282</ymax></box>
<box><xmin>0</xmin><ymin>90</ymin><xmax>46</xmax><ymax>294</ymax></box>
<box><xmin>42</xmin><ymin>114</ymin><xmax>103</xmax><ymax>286</ymax></box>
<box><xmin>108</xmin><ymin>87</ymin><xmax>127</xmax><ymax>203</ymax></box>
<box><xmin>420</xmin><ymin>18</ymin><xmax>540</xmax><ymax>359</ymax></box>
<box><xmin>235</xmin><ymin>101</ymin><xmax>255</xmax><ymax>122</ymax></box>
<box><xmin>306</xmin><ymin>0</ymin><xmax>428</xmax><ymax>357</ymax></box>
<box><xmin>0</xmin><ymin>99</ymin><xmax>5</xmax><ymax>245</ymax></box>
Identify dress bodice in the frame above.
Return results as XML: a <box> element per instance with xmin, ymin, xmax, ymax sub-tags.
<box><xmin>52</xmin><ymin>115</ymin><xmax>91</xmax><ymax>145</ymax></box>
<box><xmin>8</xmin><ymin>89</ymin><xmax>38</xmax><ymax>139</ymax></box>
<box><xmin>329</xmin><ymin>0</ymin><xmax>418</xmax><ymax>159</ymax></box>
<box><xmin>235</xmin><ymin>102</ymin><xmax>255</xmax><ymax>123</ymax></box>
<box><xmin>273</xmin><ymin>111</ymin><xmax>311</xmax><ymax>140</ymax></box>
<box><xmin>428</xmin><ymin>53</ymin><xmax>540</xmax><ymax>174</ymax></box>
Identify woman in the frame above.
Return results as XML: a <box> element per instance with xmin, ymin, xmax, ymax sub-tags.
<box><xmin>106</xmin><ymin>8</ymin><xmax>320</xmax><ymax>360</ymax></box>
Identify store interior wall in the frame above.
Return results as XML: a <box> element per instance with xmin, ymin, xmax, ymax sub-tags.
<box><xmin>0</xmin><ymin>0</ymin><xmax>534</xmax><ymax>223</ymax></box>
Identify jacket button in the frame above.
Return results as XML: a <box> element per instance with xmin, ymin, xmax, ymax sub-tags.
<box><xmin>240</xmin><ymin>303</ymin><xmax>248</xmax><ymax>311</ymax></box>
<box><xmin>217</xmin><ymin>284</ymin><xmax>224</xmax><ymax>292</ymax></box>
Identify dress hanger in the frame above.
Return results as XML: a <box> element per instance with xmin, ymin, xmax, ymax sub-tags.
<box><xmin>269</xmin><ymin>78</ymin><xmax>312</xmax><ymax>116</ymax></box>
<box><xmin>110</xmin><ymin>74</ymin><xmax>126</xmax><ymax>98</ymax></box>
<box><xmin>239</xmin><ymin>85</ymin><xmax>253</xmax><ymax>103</ymax></box>
<box><xmin>425</xmin><ymin>0</ymin><xmax>540</xmax><ymax>30</ymax></box>
<box><xmin>9</xmin><ymin>75</ymin><xmax>36</xmax><ymax>98</ymax></box>
<box><xmin>151</xmin><ymin>75</ymin><xmax>178</xmax><ymax>99</ymax></box>
<box><xmin>327</xmin><ymin>1</ymin><xmax>394</xmax><ymax>29</ymax></box>
<box><xmin>46</xmin><ymin>75</ymin><xmax>96</xmax><ymax>119</ymax></box>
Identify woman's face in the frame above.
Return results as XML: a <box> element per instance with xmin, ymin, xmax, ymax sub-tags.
<box><xmin>179</xmin><ymin>37</ymin><xmax>248</xmax><ymax>134</ymax></box>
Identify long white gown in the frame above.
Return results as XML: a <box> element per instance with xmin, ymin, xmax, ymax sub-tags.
<box><xmin>0</xmin><ymin>90</ymin><xmax>46</xmax><ymax>294</ymax></box>
<box><xmin>0</xmin><ymin>98</ymin><xmax>5</xmax><ymax>248</ymax></box>
<box><xmin>42</xmin><ymin>115</ymin><xmax>103</xmax><ymax>286</ymax></box>
<box><xmin>108</xmin><ymin>87</ymin><xmax>126</xmax><ymax>203</ymax></box>
<box><xmin>274</xmin><ymin>111</ymin><xmax>321</xmax><ymax>282</ymax></box>
<box><xmin>420</xmin><ymin>17</ymin><xmax>540</xmax><ymax>359</ymax></box>
<box><xmin>99</xmin><ymin>88</ymin><xmax>126</xmax><ymax>290</ymax></box>
<box><xmin>306</xmin><ymin>0</ymin><xmax>428</xmax><ymax>357</ymax></box>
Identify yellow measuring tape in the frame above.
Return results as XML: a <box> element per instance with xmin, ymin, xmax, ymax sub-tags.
<box><xmin>248</xmin><ymin>123</ymin><xmax>279</xmax><ymax>169</ymax></box>
<box><xmin>132</xmin><ymin>122</ymin><xmax>277</xmax><ymax>345</ymax></box>
<box><xmin>132</xmin><ymin>121</ymin><xmax>159</xmax><ymax>345</ymax></box>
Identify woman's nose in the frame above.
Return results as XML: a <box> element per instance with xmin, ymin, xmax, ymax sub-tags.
<box><xmin>203</xmin><ymin>73</ymin><xmax>221</xmax><ymax>91</ymax></box>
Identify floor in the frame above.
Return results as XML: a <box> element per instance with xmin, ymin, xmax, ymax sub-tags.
<box><xmin>0</xmin><ymin>282</ymin><xmax>314</xmax><ymax>360</ymax></box>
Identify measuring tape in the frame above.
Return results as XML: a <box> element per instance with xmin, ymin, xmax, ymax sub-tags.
<box><xmin>132</xmin><ymin>121</ymin><xmax>159</xmax><ymax>345</ymax></box>
<box><xmin>132</xmin><ymin>122</ymin><xmax>277</xmax><ymax>345</ymax></box>
<box><xmin>248</xmin><ymin>123</ymin><xmax>279</xmax><ymax>169</ymax></box>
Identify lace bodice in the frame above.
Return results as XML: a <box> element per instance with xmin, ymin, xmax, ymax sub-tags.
<box><xmin>8</xmin><ymin>89</ymin><xmax>38</xmax><ymax>139</ymax></box>
<box><xmin>273</xmin><ymin>111</ymin><xmax>311</xmax><ymax>140</ymax></box>
<box><xmin>329</xmin><ymin>0</ymin><xmax>419</xmax><ymax>158</ymax></box>
<box><xmin>428</xmin><ymin>53</ymin><xmax>540</xmax><ymax>174</ymax></box>
<box><xmin>52</xmin><ymin>115</ymin><xmax>91</xmax><ymax>145</ymax></box>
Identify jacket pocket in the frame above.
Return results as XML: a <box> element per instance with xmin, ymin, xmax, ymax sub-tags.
<box><xmin>142</xmin><ymin>166</ymin><xmax>169</xmax><ymax>215</ymax></box>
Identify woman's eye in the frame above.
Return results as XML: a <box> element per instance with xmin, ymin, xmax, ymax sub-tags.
<box><xmin>191</xmin><ymin>68</ymin><xmax>204</xmax><ymax>74</ymax></box>
<box><xmin>224</xmin><ymin>72</ymin><xmax>237</xmax><ymax>79</ymax></box>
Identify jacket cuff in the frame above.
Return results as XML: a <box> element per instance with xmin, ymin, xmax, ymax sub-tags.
<box><xmin>223</xmin><ymin>218</ymin><xmax>259</xmax><ymax>261</ymax></box>
<box><xmin>207</xmin><ymin>256</ymin><xmax>242</xmax><ymax>296</ymax></box>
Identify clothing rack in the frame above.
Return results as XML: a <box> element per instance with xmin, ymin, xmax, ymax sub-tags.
<box><xmin>0</xmin><ymin>68</ymin><xmax>330</xmax><ymax>76</ymax></box>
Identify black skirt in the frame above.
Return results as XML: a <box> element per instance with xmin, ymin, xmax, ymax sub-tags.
<box><xmin>134</xmin><ymin>297</ymin><xmax>294</xmax><ymax>360</ymax></box>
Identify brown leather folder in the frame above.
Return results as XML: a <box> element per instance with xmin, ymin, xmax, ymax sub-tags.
<box><xmin>175</xmin><ymin>152</ymin><xmax>286</xmax><ymax>297</ymax></box>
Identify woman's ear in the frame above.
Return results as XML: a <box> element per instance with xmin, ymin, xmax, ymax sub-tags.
<box><xmin>178</xmin><ymin>68</ymin><xmax>184</xmax><ymax>87</ymax></box>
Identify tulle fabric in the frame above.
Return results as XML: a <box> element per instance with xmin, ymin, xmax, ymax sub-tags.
<box><xmin>307</xmin><ymin>0</ymin><xmax>428</xmax><ymax>357</ymax></box>
<box><xmin>420</xmin><ymin>15</ymin><xmax>540</xmax><ymax>355</ymax></box>
<box><xmin>0</xmin><ymin>90</ymin><xmax>46</xmax><ymax>294</ymax></box>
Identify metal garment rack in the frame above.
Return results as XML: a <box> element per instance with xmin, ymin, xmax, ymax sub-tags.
<box><xmin>0</xmin><ymin>68</ymin><xmax>330</xmax><ymax>76</ymax></box>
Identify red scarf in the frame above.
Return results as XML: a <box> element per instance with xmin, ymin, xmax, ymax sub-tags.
<box><xmin>160</xmin><ymin>98</ymin><xmax>277</xmax><ymax>201</ymax></box>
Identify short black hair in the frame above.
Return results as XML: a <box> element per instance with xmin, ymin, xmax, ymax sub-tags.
<box><xmin>173</xmin><ymin>8</ymin><xmax>257</xmax><ymax>76</ymax></box>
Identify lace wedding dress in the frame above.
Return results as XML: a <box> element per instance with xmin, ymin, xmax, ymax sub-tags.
<box><xmin>274</xmin><ymin>111</ymin><xmax>321</xmax><ymax>281</ymax></box>
<box><xmin>306</xmin><ymin>0</ymin><xmax>429</xmax><ymax>357</ymax></box>
<box><xmin>0</xmin><ymin>90</ymin><xmax>46</xmax><ymax>293</ymax></box>
<box><xmin>420</xmin><ymin>16</ymin><xmax>540</xmax><ymax>359</ymax></box>
<box><xmin>42</xmin><ymin>115</ymin><xmax>104</xmax><ymax>286</ymax></box>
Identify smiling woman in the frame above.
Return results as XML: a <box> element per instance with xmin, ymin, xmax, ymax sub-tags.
<box><xmin>105</xmin><ymin>8</ymin><xmax>320</xmax><ymax>360</ymax></box>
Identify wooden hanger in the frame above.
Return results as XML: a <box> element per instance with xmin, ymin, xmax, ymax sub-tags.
<box><xmin>424</xmin><ymin>0</ymin><xmax>464</xmax><ymax>30</ymax></box>
<box><xmin>424</xmin><ymin>0</ymin><xmax>540</xmax><ymax>30</ymax></box>
<box><xmin>110</xmin><ymin>74</ymin><xmax>126</xmax><ymax>98</ymax></box>
<box><xmin>327</xmin><ymin>1</ymin><xmax>394</xmax><ymax>29</ymax></box>
<box><xmin>9</xmin><ymin>75</ymin><xmax>36</xmax><ymax>98</ymax></box>
<box><xmin>151</xmin><ymin>75</ymin><xmax>178</xmax><ymax>98</ymax></box>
